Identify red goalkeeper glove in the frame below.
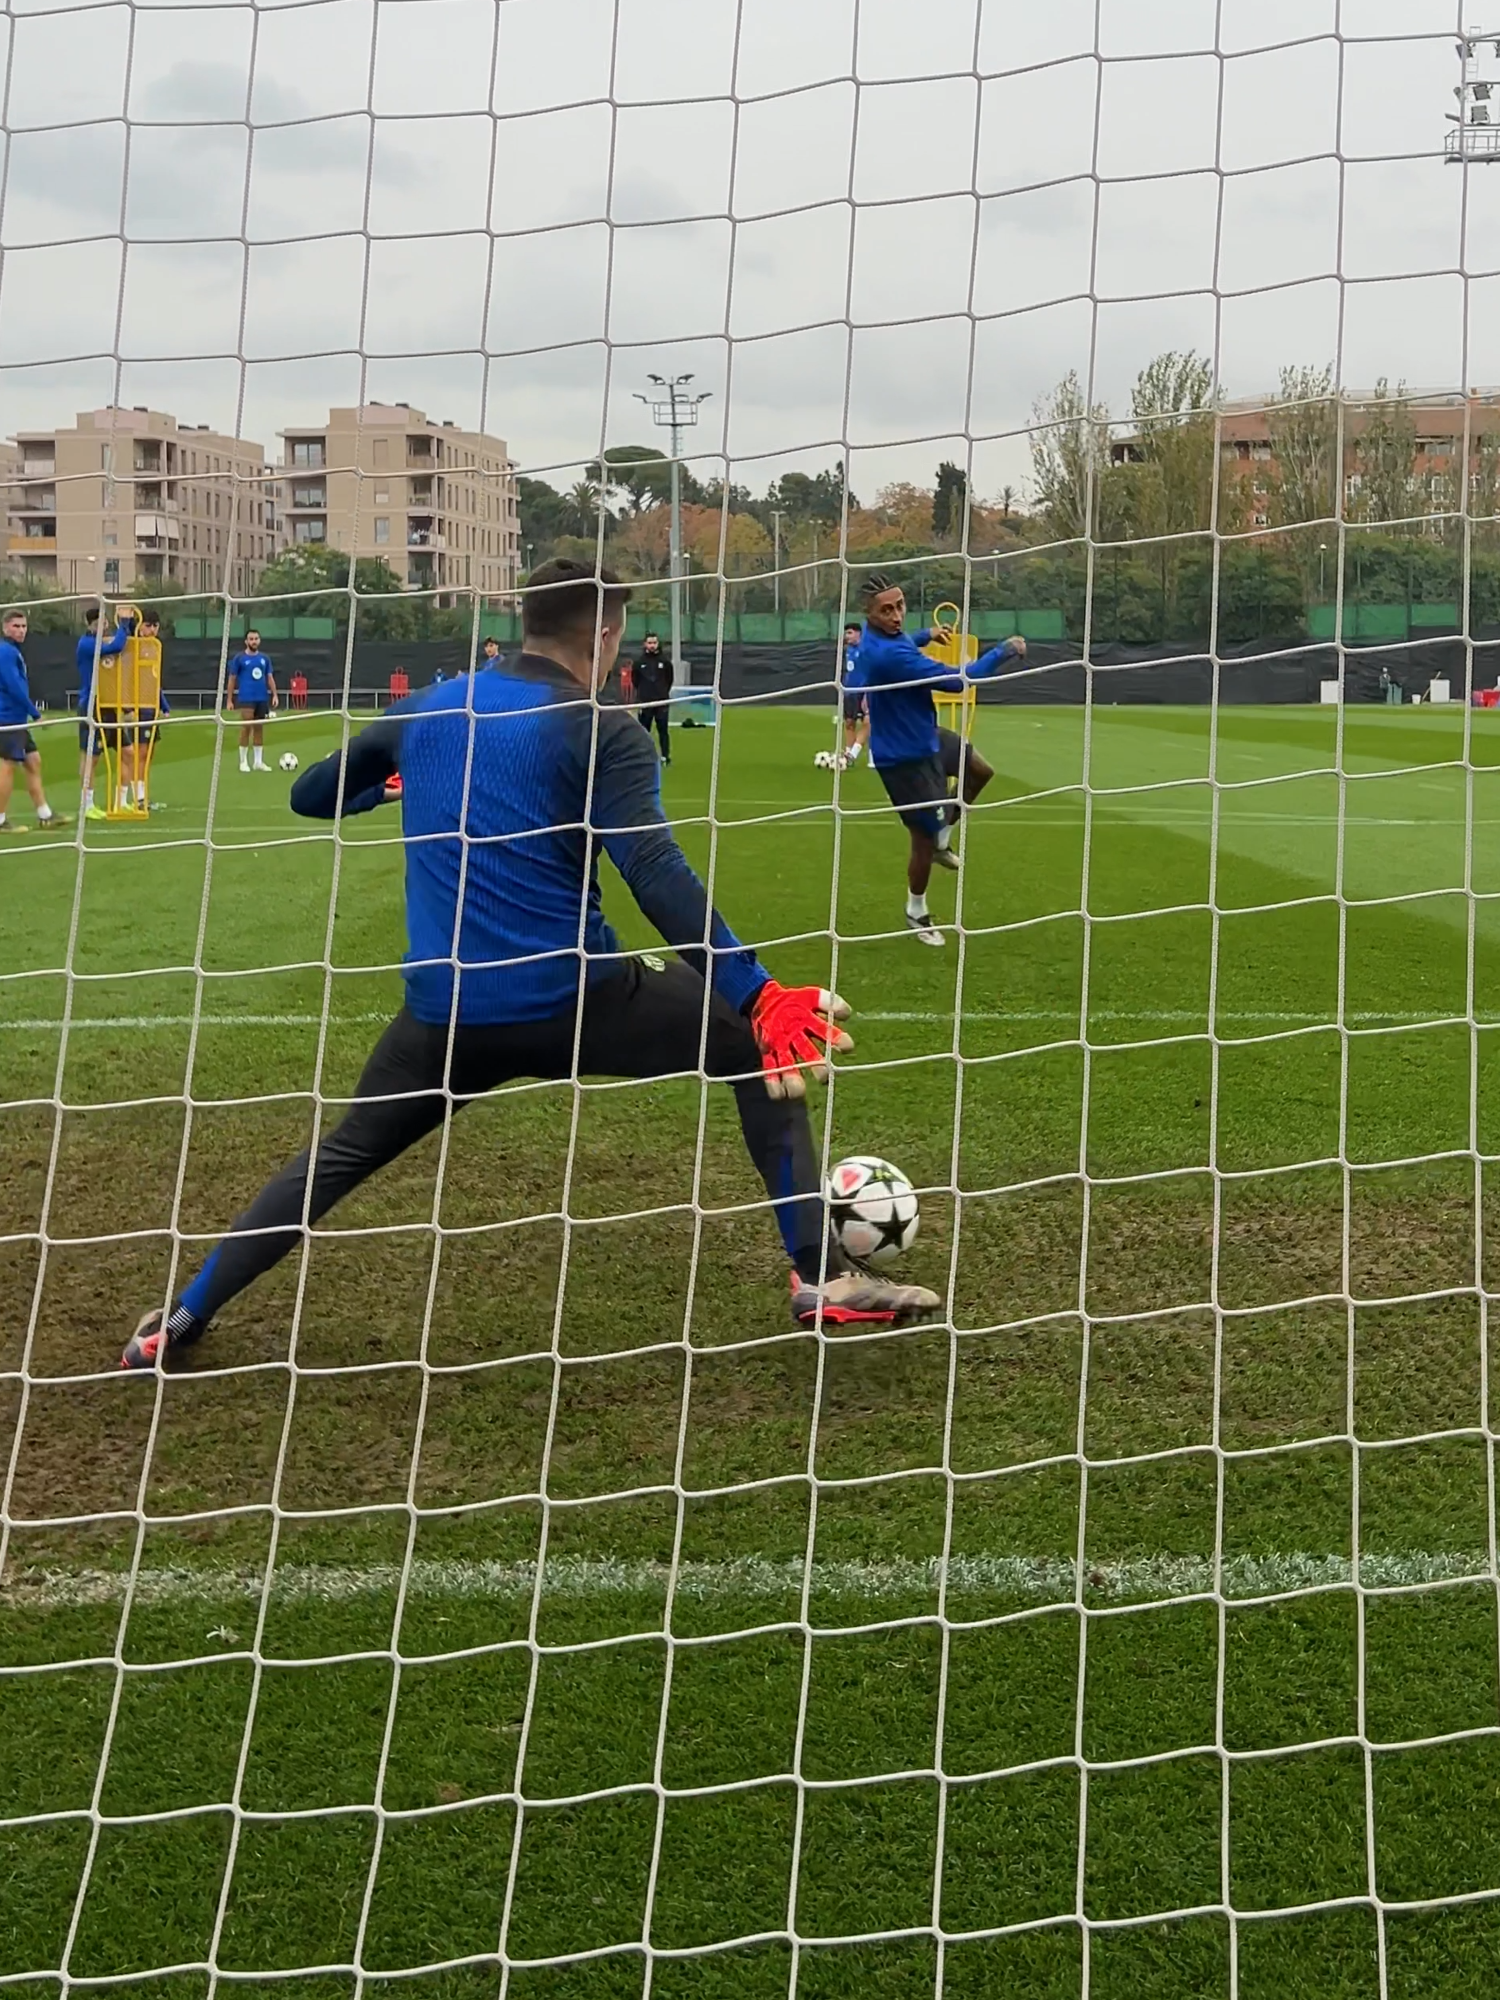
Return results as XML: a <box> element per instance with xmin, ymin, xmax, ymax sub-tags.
<box><xmin>747</xmin><ymin>981</ymin><xmax>853</xmax><ymax>1100</ymax></box>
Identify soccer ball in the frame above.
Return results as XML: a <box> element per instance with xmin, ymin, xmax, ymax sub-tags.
<box><xmin>814</xmin><ymin>749</ymin><xmax>834</xmax><ymax>769</ymax></box>
<box><xmin>826</xmin><ymin>1156</ymin><xmax>920</xmax><ymax>1267</ymax></box>
<box><xmin>278</xmin><ymin>752</ymin><xmax>299</xmax><ymax>773</ymax></box>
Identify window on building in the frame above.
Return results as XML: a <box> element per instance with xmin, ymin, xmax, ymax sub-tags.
<box><xmin>292</xmin><ymin>484</ymin><xmax>325</xmax><ymax>508</ymax></box>
<box><xmin>373</xmin><ymin>438</ymin><xmax>389</xmax><ymax>470</ymax></box>
<box><xmin>103</xmin><ymin>530</ymin><xmax>118</xmax><ymax>547</ymax></box>
<box><xmin>294</xmin><ymin>517</ymin><xmax>327</xmax><ymax>544</ymax></box>
<box><xmin>374</xmin><ymin>487</ymin><xmax>389</xmax><ymax>504</ymax></box>
<box><xmin>291</xmin><ymin>440</ymin><xmax>325</xmax><ymax>468</ymax></box>
<box><xmin>374</xmin><ymin>517</ymin><xmax>390</xmax><ymax>544</ymax></box>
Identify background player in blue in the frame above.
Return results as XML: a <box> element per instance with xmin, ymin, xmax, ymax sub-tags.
<box><xmin>120</xmin><ymin>557</ymin><xmax>938</xmax><ymax>1369</ymax></box>
<box><xmin>840</xmin><ymin>622</ymin><xmax>868</xmax><ymax>767</ymax></box>
<box><xmin>0</xmin><ymin>607</ymin><xmax>70</xmax><ymax>834</ymax></box>
<box><xmin>75</xmin><ymin>604</ymin><xmax>132</xmax><ymax>821</ymax></box>
<box><xmin>856</xmin><ymin>575</ymin><xmax>1025</xmax><ymax>947</ymax></box>
<box><xmin>227</xmin><ymin>629</ymin><xmax>277</xmax><ymax>772</ymax></box>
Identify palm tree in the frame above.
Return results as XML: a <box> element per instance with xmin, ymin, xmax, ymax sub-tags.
<box><xmin>1000</xmin><ymin>485</ymin><xmax>1017</xmax><ymax>521</ymax></box>
<box><xmin>565</xmin><ymin>479</ymin><xmax>605</xmax><ymax>536</ymax></box>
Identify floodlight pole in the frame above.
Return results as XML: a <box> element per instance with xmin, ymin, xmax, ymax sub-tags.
<box><xmin>1447</xmin><ymin>26</ymin><xmax>1500</xmax><ymax>162</ymax></box>
<box><xmin>637</xmin><ymin>372</ymin><xmax>711</xmax><ymax>687</ymax></box>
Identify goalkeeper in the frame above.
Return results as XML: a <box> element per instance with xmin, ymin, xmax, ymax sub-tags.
<box><xmin>855</xmin><ymin>575</ymin><xmax>1024</xmax><ymax>947</ymax></box>
<box><xmin>122</xmin><ymin>558</ymin><xmax>938</xmax><ymax>1368</ymax></box>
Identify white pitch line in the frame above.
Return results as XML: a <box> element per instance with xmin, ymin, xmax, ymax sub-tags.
<box><xmin>0</xmin><ymin>1008</ymin><xmax>1481</xmax><ymax>1034</ymax></box>
<box><xmin>0</xmin><ymin>1551</ymin><xmax>1487</xmax><ymax>1612</ymax></box>
<box><xmin>0</xmin><ymin>1013</ymin><xmax>395</xmax><ymax>1032</ymax></box>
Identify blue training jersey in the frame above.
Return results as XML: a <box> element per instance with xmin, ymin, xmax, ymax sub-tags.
<box><xmin>0</xmin><ymin>639</ymin><xmax>38</xmax><ymax>727</ymax></box>
<box><xmin>76</xmin><ymin>624</ymin><xmax>129</xmax><ymax>716</ymax></box>
<box><xmin>841</xmin><ymin>641</ymin><xmax>862</xmax><ymax>685</ymax></box>
<box><xmin>229</xmin><ymin>651</ymin><xmax>273</xmax><ymax>703</ymax></box>
<box><xmin>856</xmin><ymin>622</ymin><xmax>1014</xmax><ymax>767</ymax></box>
<box><xmin>288</xmin><ymin>658</ymin><xmax>768</xmax><ymax>1028</ymax></box>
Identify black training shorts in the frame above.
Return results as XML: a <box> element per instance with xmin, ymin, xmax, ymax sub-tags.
<box><xmin>876</xmin><ymin>726</ymin><xmax>965</xmax><ymax>833</ymax></box>
<box><xmin>91</xmin><ymin>706</ymin><xmax>129</xmax><ymax>751</ymax></box>
<box><xmin>842</xmin><ymin>689</ymin><xmax>866</xmax><ymax>723</ymax></box>
<box><xmin>241</xmin><ymin>701</ymin><xmax>269</xmax><ymax>722</ymax></box>
<box><xmin>0</xmin><ymin>727</ymin><xmax>37</xmax><ymax>763</ymax></box>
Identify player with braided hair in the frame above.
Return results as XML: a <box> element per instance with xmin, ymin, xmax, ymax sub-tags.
<box><xmin>854</xmin><ymin>574</ymin><xmax>1024</xmax><ymax>946</ymax></box>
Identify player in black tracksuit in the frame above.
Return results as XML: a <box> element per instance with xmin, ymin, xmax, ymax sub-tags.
<box><xmin>632</xmin><ymin>633</ymin><xmax>673</xmax><ymax>763</ymax></box>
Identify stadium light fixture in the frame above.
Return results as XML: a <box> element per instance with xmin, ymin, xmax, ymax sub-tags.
<box><xmin>635</xmin><ymin>372</ymin><xmax>711</xmax><ymax>685</ymax></box>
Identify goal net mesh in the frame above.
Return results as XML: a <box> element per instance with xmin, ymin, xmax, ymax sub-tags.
<box><xmin>4</xmin><ymin>1</ymin><xmax>1500</xmax><ymax>1993</ymax></box>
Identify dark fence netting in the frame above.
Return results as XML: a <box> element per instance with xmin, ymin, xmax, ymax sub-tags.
<box><xmin>20</xmin><ymin>631</ymin><xmax>1500</xmax><ymax>713</ymax></box>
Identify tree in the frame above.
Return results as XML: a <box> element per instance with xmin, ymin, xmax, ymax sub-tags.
<box><xmin>999</xmin><ymin>486</ymin><xmax>1017</xmax><ymax>521</ymax></box>
<box><xmin>683</xmin><ymin>507</ymin><xmax>772</xmax><ymax>578</ymax></box>
<box><xmin>1127</xmin><ymin>351</ymin><xmax>1217</xmax><ymax>534</ymax></box>
<box><xmin>1029</xmin><ymin>371</ymin><xmax>1109</xmax><ymax>542</ymax></box>
<box><xmin>253</xmin><ymin>546</ymin><xmax>418</xmax><ymax>636</ymax></box>
<box><xmin>586</xmin><ymin>445</ymin><xmax>674</xmax><ymax>514</ymax></box>
<box><xmin>763</xmin><ymin>467</ymin><xmax>851</xmax><ymax>529</ymax></box>
<box><xmin>1352</xmin><ymin>379</ymin><xmax>1417</xmax><ymax>527</ymax></box>
<box><xmin>613</xmin><ymin>505</ymin><xmax>672</xmax><ymax>576</ymax></box>
<box><xmin>565</xmin><ymin>479</ymin><xmax>608</xmax><ymax>538</ymax></box>
<box><xmin>932</xmin><ymin>460</ymin><xmax>968</xmax><ymax>543</ymax></box>
<box><xmin>1267</xmin><ymin>364</ymin><xmax>1340</xmax><ymax>530</ymax></box>
<box><xmin>516</xmin><ymin>476</ymin><xmax>571</xmax><ymax>556</ymax></box>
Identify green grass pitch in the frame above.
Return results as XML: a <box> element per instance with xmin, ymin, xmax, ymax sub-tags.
<box><xmin>7</xmin><ymin>699</ymin><xmax>1500</xmax><ymax>1996</ymax></box>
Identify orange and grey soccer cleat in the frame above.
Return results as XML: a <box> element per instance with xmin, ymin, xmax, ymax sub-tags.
<box><xmin>789</xmin><ymin>1268</ymin><xmax>942</xmax><ymax>1328</ymax></box>
<box><xmin>120</xmin><ymin>1309</ymin><xmax>167</xmax><ymax>1371</ymax></box>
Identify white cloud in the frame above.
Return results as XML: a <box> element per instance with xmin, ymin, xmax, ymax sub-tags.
<box><xmin>0</xmin><ymin>0</ymin><xmax>1495</xmax><ymax>508</ymax></box>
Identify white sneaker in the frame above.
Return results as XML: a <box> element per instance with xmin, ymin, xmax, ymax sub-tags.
<box><xmin>931</xmin><ymin>842</ymin><xmax>961</xmax><ymax>872</ymax></box>
<box><xmin>905</xmin><ymin>912</ymin><xmax>945</xmax><ymax>947</ymax></box>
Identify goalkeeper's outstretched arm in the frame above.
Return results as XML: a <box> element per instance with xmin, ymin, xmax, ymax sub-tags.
<box><xmin>591</xmin><ymin>709</ymin><xmax>768</xmax><ymax>1012</ymax></box>
<box><xmin>591</xmin><ymin>711</ymin><xmax>851</xmax><ymax>1097</ymax></box>
<box><xmin>291</xmin><ymin>716</ymin><xmax>403</xmax><ymax>817</ymax></box>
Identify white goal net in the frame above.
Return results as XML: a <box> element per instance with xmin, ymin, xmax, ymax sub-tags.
<box><xmin>5</xmin><ymin>2</ymin><xmax>1500</xmax><ymax>1995</ymax></box>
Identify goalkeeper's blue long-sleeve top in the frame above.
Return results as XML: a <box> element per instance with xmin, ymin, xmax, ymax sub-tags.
<box><xmin>854</xmin><ymin>623</ymin><xmax>1019</xmax><ymax>768</ymax></box>
<box><xmin>0</xmin><ymin>639</ymin><xmax>39</xmax><ymax>727</ymax></box>
<box><xmin>290</xmin><ymin>654</ymin><xmax>769</xmax><ymax>1027</ymax></box>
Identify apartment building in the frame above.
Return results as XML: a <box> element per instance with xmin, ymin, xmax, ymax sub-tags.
<box><xmin>277</xmin><ymin>403</ymin><xmax>520</xmax><ymax>598</ymax></box>
<box><xmin>1111</xmin><ymin>390</ymin><xmax>1500</xmax><ymax>530</ymax></box>
<box><xmin>6</xmin><ymin>407</ymin><xmax>271</xmax><ymax>598</ymax></box>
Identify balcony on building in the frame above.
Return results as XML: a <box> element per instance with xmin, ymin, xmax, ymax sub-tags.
<box><xmin>135</xmin><ymin>512</ymin><xmax>181</xmax><ymax>548</ymax></box>
<box><xmin>287</xmin><ymin>482</ymin><xmax>326</xmax><ymax>511</ymax></box>
<box><xmin>286</xmin><ymin>438</ymin><xmax>327</xmax><ymax>470</ymax></box>
<box><xmin>406</xmin><ymin>434</ymin><xmax>437</xmax><ymax>467</ymax></box>
<box><xmin>9</xmin><ymin>525</ymin><xmax>56</xmax><ymax>553</ymax></box>
<box><xmin>14</xmin><ymin>489</ymin><xmax>56</xmax><ymax>516</ymax></box>
<box><xmin>407</xmin><ymin>515</ymin><xmax>445</xmax><ymax>551</ymax></box>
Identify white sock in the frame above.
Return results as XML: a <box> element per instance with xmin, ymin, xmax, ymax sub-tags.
<box><xmin>239</xmin><ymin>752</ymin><xmax>250</xmax><ymax>770</ymax></box>
<box><xmin>82</xmin><ymin>789</ymin><xmax>93</xmax><ymax>811</ymax></box>
<box><xmin>935</xmin><ymin>821</ymin><xmax>952</xmax><ymax>850</ymax></box>
<box><xmin>253</xmin><ymin>750</ymin><xmax>266</xmax><ymax>768</ymax></box>
<box><xmin>906</xmin><ymin>892</ymin><xmax>929</xmax><ymax>921</ymax></box>
<box><xmin>135</xmin><ymin>781</ymin><xmax>145</xmax><ymax>802</ymax></box>
<box><xmin>37</xmin><ymin>805</ymin><xmax>52</xmax><ymax>822</ymax></box>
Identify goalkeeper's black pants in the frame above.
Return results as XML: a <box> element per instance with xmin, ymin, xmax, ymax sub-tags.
<box><xmin>180</xmin><ymin>958</ymin><xmax>840</xmax><ymax>1329</ymax></box>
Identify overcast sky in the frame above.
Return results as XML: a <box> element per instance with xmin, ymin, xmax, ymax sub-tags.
<box><xmin>1</xmin><ymin>0</ymin><xmax>1498</xmax><ymax>500</ymax></box>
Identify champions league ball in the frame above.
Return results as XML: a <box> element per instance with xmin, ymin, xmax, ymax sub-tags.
<box><xmin>826</xmin><ymin>1156</ymin><xmax>920</xmax><ymax>1267</ymax></box>
<box><xmin>278</xmin><ymin>752</ymin><xmax>300</xmax><ymax>772</ymax></box>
